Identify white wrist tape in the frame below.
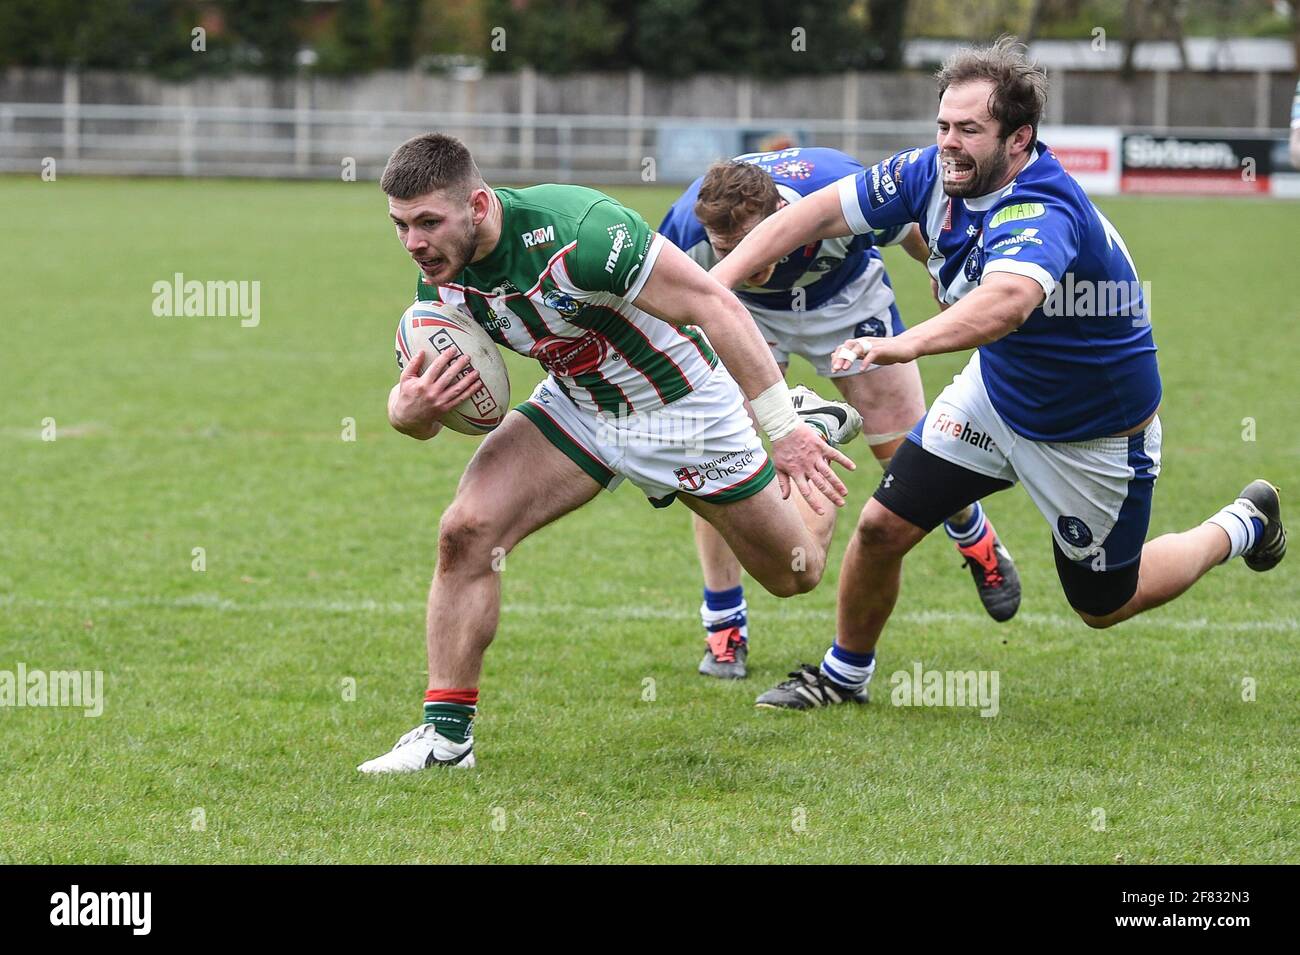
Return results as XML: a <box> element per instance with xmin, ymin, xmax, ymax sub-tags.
<box><xmin>750</xmin><ymin>381</ymin><xmax>800</xmax><ymax>443</ymax></box>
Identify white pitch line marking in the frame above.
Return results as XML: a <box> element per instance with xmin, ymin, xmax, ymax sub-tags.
<box><xmin>0</xmin><ymin>593</ymin><xmax>1294</xmax><ymax>633</ymax></box>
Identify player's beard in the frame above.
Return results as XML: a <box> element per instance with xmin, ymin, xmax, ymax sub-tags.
<box><xmin>419</xmin><ymin>221</ymin><xmax>478</xmax><ymax>283</ymax></box>
<box><xmin>447</xmin><ymin>220</ymin><xmax>478</xmax><ymax>276</ymax></box>
<box><xmin>942</xmin><ymin>141</ymin><xmax>1012</xmax><ymax>198</ymax></box>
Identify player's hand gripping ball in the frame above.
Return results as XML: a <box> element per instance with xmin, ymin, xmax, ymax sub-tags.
<box><xmin>394</xmin><ymin>301</ymin><xmax>511</xmax><ymax>434</ymax></box>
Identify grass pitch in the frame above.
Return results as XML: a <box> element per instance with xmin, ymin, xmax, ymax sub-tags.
<box><xmin>0</xmin><ymin>176</ymin><xmax>1296</xmax><ymax>863</ymax></box>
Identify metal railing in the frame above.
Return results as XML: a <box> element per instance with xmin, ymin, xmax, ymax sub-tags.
<box><xmin>0</xmin><ymin>101</ymin><xmax>1291</xmax><ymax>184</ymax></box>
<box><xmin>0</xmin><ymin>101</ymin><xmax>936</xmax><ymax>183</ymax></box>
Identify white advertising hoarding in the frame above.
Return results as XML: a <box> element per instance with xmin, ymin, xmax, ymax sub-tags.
<box><xmin>1038</xmin><ymin>125</ymin><xmax>1121</xmax><ymax>196</ymax></box>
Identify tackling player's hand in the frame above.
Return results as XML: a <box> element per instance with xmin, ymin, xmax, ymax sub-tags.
<box><xmin>830</xmin><ymin>336</ymin><xmax>918</xmax><ymax>374</ymax></box>
<box><xmin>388</xmin><ymin>348</ymin><xmax>482</xmax><ymax>440</ymax></box>
<box><xmin>770</xmin><ymin>422</ymin><xmax>854</xmax><ymax>515</ymax></box>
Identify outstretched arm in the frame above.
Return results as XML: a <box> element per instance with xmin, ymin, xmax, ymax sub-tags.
<box><xmin>709</xmin><ymin>183</ymin><xmax>850</xmax><ymax>291</ymax></box>
<box><xmin>831</xmin><ymin>272</ymin><xmax>1044</xmax><ymax>371</ymax></box>
<box><xmin>633</xmin><ymin>239</ymin><xmax>855</xmax><ymax>511</ymax></box>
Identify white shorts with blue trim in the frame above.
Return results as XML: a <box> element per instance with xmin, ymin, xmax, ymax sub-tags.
<box><xmin>911</xmin><ymin>351</ymin><xmax>1162</xmax><ymax>566</ymax></box>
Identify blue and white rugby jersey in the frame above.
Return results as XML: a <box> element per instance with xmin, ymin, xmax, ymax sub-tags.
<box><xmin>659</xmin><ymin>147</ymin><xmax>907</xmax><ymax>314</ymax></box>
<box><xmin>837</xmin><ymin>142</ymin><xmax>1161</xmax><ymax>442</ymax></box>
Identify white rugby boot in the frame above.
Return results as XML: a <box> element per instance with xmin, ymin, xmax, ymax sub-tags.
<box><xmin>357</xmin><ymin>723</ymin><xmax>475</xmax><ymax>773</ymax></box>
<box><xmin>788</xmin><ymin>384</ymin><xmax>863</xmax><ymax>446</ymax></box>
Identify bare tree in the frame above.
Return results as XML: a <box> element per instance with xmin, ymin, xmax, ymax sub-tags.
<box><xmin>1025</xmin><ymin>0</ymin><xmax>1089</xmax><ymax>43</ymax></box>
<box><xmin>1026</xmin><ymin>0</ymin><xmax>1047</xmax><ymax>42</ymax></box>
<box><xmin>1122</xmin><ymin>0</ymin><xmax>1187</xmax><ymax>76</ymax></box>
<box><xmin>868</xmin><ymin>0</ymin><xmax>909</xmax><ymax>70</ymax></box>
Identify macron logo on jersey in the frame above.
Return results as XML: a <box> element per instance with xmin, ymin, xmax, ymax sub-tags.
<box><xmin>521</xmin><ymin>225</ymin><xmax>555</xmax><ymax>248</ymax></box>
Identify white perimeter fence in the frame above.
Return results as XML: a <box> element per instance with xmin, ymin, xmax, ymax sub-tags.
<box><xmin>0</xmin><ymin>101</ymin><xmax>1292</xmax><ymax>188</ymax></box>
<box><xmin>0</xmin><ymin>101</ymin><xmax>937</xmax><ymax>182</ymax></box>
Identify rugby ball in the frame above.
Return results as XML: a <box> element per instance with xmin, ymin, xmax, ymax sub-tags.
<box><xmin>394</xmin><ymin>301</ymin><xmax>510</xmax><ymax>435</ymax></box>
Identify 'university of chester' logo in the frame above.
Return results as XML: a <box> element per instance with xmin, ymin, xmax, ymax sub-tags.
<box><xmin>674</xmin><ymin>466</ymin><xmax>705</xmax><ymax>491</ymax></box>
<box><xmin>530</xmin><ymin>333</ymin><xmax>608</xmax><ymax>378</ymax></box>
<box><xmin>1058</xmin><ymin>515</ymin><xmax>1094</xmax><ymax>548</ymax></box>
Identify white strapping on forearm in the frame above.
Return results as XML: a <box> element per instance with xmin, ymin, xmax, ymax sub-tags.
<box><xmin>750</xmin><ymin>381</ymin><xmax>799</xmax><ymax>442</ymax></box>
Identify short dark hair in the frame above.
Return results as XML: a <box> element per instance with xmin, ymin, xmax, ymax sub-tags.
<box><xmin>380</xmin><ymin>132</ymin><xmax>484</xmax><ymax>200</ymax></box>
<box><xmin>935</xmin><ymin>36</ymin><xmax>1048</xmax><ymax>147</ymax></box>
<box><xmin>694</xmin><ymin>161</ymin><xmax>780</xmax><ymax>236</ymax></box>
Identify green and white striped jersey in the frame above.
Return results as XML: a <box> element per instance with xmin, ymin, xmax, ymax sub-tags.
<box><xmin>416</xmin><ymin>184</ymin><xmax>718</xmax><ymax>416</ymax></box>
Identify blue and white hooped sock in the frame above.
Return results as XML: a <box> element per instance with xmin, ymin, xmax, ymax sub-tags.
<box><xmin>700</xmin><ymin>585</ymin><xmax>748</xmax><ymax>642</ymax></box>
<box><xmin>1205</xmin><ymin>500</ymin><xmax>1264</xmax><ymax>562</ymax></box>
<box><xmin>943</xmin><ymin>501</ymin><xmax>988</xmax><ymax>548</ymax></box>
<box><xmin>820</xmin><ymin>643</ymin><xmax>875</xmax><ymax>690</ymax></box>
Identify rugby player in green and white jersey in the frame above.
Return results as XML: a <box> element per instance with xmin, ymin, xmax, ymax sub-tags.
<box><xmin>359</xmin><ymin>133</ymin><xmax>859</xmax><ymax>772</ymax></box>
